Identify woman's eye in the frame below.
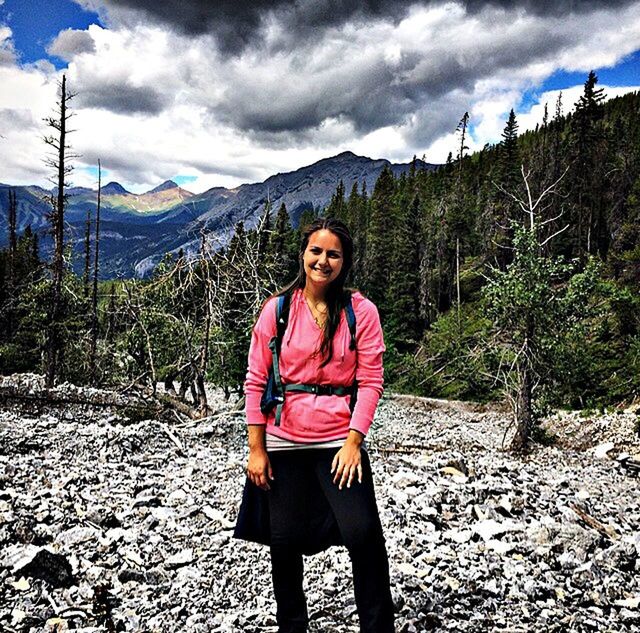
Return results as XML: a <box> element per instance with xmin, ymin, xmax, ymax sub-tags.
<box><xmin>308</xmin><ymin>248</ymin><xmax>341</xmax><ymax>258</ymax></box>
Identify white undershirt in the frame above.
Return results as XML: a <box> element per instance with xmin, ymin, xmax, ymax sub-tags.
<box><xmin>266</xmin><ymin>433</ymin><xmax>347</xmax><ymax>452</ymax></box>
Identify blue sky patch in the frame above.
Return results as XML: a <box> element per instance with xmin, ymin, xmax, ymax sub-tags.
<box><xmin>173</xmin><ymin>175</ymin><xmax>198</xmax><ymax>187</ymax></box>
<box><xmin>0</xmin><ymin>0</ymin><xmax>102</xmax><ymax>69</ymax></box>
<box><xmin>518</xmin><ymin>51</ymin><xmax>640</xmax><ymax>113</ymax></box>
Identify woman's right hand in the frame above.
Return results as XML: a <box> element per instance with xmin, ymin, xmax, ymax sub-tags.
<box><xmin>247</xmin><ymin>448</ymin><xmax>274</xmax><ymax>490</ymax></box>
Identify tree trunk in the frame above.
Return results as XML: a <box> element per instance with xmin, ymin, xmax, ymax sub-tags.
<box><xmin>456</xmin><ymin>235</ymin><xmax>461</xmax><ymax>334</ymax></box>
<box><xmin>45</xmin><ymin>75</ymin><xmax>69</xmax><ymax>389</ymax></box>
<box><xmin>164</xmin><ymin>377</ymin><xmax>177</xmax><ymax>397</ymax></box>
<box><xmin>510</xmin><ymin>365</ymin><xmax>533</xmax><ymax>452</ymax></box>
<box><xmin>89</xmin><ymin>160</ymin><xmax>102</xmax><ymax>384</ymax></box>
<box><xmin>83</xmin><ymin>210</ymin><xmax>91</xmax><ymax>298</ymax></box>
<box><xmin>8</xmin><ymin>189</ymin><xmax>17</xmax><ymax>288</ymax></box>
<box><xmin>6</xmin><ymin>189</ymin><xmax>17</xmax><ymax>335</ymax></box>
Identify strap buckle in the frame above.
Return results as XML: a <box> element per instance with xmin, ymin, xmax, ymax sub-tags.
<box><xmin>312</xmin><ymin>384</ymin><xmax>333</xmax><ymax>396</ymax></box>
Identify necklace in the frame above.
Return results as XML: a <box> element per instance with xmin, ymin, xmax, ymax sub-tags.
<box><xmin>303</xmin><ymin>292</ymin><xmax>328</xmax><ymax>328</ymax></box>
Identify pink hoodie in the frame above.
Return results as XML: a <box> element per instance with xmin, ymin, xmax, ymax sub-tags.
<box><xmin>244</xmin><ymin>288</ymin><xmax>386</xmax><ymax>442</ymax></box>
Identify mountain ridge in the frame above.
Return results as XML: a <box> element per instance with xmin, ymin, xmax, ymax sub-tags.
<box><xmin>0</xmin><ymin>151</ymin><xmax>438</xmax><ymax>278</ymax></box>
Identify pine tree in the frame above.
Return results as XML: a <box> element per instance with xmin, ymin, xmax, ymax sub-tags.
<box><xmin>348</xmin><ymin>181</ymin><xmax>369</xmax><ymax>287</ymax></box>
<box><xmin>325</xmin><ymin>179</ymin><xmax>347</xmax><ymax>223</ymax></box>
<box><xmin>362</xmin><ymin>166</ymin><xmax>395</xmax><ymax>309</ymax></box>
<box><xmin>456</xmin><ymin>112</ymin><xmax>470</xmax><ymax>173</ymax></box>
<box><xmin>387</xmin><ymin>194</ymin><xmax>422</xmax><ymax>349</ymax></box>
<box><xmin>490</xmin><ymin>109</ymin><xmax>521</xmax><ymax>270</ymax></box>
<box><xmin>571</xmin><ymin>71</ymin><xmax>607</xmax><ymax>261</ymax></box>
<box><xmin>271</xmin><ymin>202</ymin><xmax>297</xmax><ymax>285</ymax></box>
<box><xmin>499</xmin><ymin>109</ymin><xmax>520</xmax><ymax>191</ymax></box>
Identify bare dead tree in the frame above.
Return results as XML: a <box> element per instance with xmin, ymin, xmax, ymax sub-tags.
<box><xmin>195</xmin><ymin>230</ymin><xmax>212</xmax><ymax>415</ymax></box>
<box><xmin>89</xmin><ymin>160</ymin><xmax>102</xmax><ymax>384</ymax></box>
<box><xmin>83</xmin><ymin>210</ymin><xmax>91</xmax><ymax>298</ymax></box>
<box><xmin>7</xmin><ymin>188</ymin><xmax>17</xmax><ymax>289</ymax></box>
<box><xmin>455</xmin><ymin>112</ymin><xmax>470</xmax><ymax>334</ymax></box>
<box><xmin>4</xmin><ymin>188</ymin><xmax>18</xmax><ymax>334</ymax></box>
<box><xmin>204</xmin><ymin>223</ymin><xmax>277</xmax><ymax>401</ymax></box>
<box><xmin>43</xmin><ymin>74</ymin><xmax>77</xmax><ymax>388</ymax></box>
<box><xmin>113</xmin><ymin>220</ymin><xmax>276</xmax><ymax>416</ymax></box>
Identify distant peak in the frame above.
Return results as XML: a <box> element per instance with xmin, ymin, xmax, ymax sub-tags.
<box><xmin>309</xmin><ymin>151</ymin><xmax>367</xmax><ymax>168</ymax></box>
<box><xmin>101</xmin><ymin>181</ymin><xmax>129</xmax><ymax>195</ymax></box>
<box><xmin>330</xmin><ymin>151</ymin><xmax>367</xmax><ymax>162</ymax></box>
<box><xmin>147</xmin><ymin>180</ymin><xmax>178</xmax><ymax>194</ymax></box>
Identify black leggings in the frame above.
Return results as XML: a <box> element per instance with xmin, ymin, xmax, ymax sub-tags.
<box><xmin>267</xmin><ymin>448</ymin><xmax>394</xmax><ymax>633</ymax></box>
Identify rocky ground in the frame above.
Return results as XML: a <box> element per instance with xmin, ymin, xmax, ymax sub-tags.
<box><xmin>0</xmin><ymin>374</ymin><xmax>639</xmax><ymax>633</ymax></box>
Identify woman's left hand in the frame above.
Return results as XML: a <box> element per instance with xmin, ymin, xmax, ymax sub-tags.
<box><xmin>331</xmin><ymin>431</ymin><xmax>364</xmax><ymax>490</ymax></box>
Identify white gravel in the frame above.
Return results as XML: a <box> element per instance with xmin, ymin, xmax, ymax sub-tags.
<box><xmin>1</xmin><ymin>378</ymin><xmax>639</xmax><ymax>632</ymax></box>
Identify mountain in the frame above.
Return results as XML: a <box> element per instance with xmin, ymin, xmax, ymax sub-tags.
<box><xmin>146</xmin><ymin>180</ymin><xmax>179</xmax><ymax>194</ymax></box>
<box><xmin>101</xmin><ymin>181</ymin><xmax>130</xmax><ymax>195</ymax></box>
<box><xmin>0</xmin><ymin>152</ymin><xmax>437</xmax><ymax>279</ymax></box>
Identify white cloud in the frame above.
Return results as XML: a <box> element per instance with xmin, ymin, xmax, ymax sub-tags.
<box><xmin>0</xmin><ymin>61</ymin><xmax>60</xmax><ymax>185</ymax></box>
<box><xmin>47</xmin><ymin>28</ymin><xmax>96</xmax><ymax>61</ymax></box>
<box><xmin>1</xmin><ymin>2</ymin><xmax>640</xmax><ymax>192</ymax></box>
<box><xmin>0</xmin><ymin>24</ymin><xmax>17</xmax><ymax>66</ymax></box>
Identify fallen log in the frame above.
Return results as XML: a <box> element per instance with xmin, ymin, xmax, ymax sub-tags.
<box><xmin>0</xmin><ymin>376</ymin><xmax>235</xmax><ymax>423</ymax></box>
<box><xmin>0</xmin><ymin>383</ymin><xmax>162</xmax><ymax>417</ymax></box>
<box><xmin>569</xmin><ymin>502</ymin><xmax>619</xmax><ymax>540</ymax></box>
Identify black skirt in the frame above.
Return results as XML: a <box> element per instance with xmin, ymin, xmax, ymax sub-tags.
<box><xmin>234</xmin><ymin>448</ymin><xmax>380</xmax><ymax>556</ymax></box>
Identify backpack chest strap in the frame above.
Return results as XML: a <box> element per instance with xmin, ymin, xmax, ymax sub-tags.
<box><xmin>283</xmin><ymin>383</ymin><xmax>354</xmax><ymax>396</ymax></box>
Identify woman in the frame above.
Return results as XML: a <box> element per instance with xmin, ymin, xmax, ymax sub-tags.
<box><xmin>240</xmin><ymin>217</ymin><xmax>394</xmax><ymax>633</ymax></box>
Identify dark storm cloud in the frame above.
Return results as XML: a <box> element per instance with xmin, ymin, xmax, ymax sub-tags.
<box><xmin>98</xmin><ymin>0</ymin><xmax>637</xmax><ymax>54</ymax></box>
<box><xmin>218</xmin><ymin>21</ymin><xmax>571</xmax><ymax>140</ymax></box>
<box><xmin>464</xmin><ymin>0</ymin><xmax>634</xmax><ymax>14</ymax></box>
<box><xmin>76</xmin><ymin>81</ymin><xmax>168</xmax><ymax>114</ymax></box>
<box><xmin>98</xmin><ymin>0</ymin><xmax>408</xmax><ymax>53</ymax></box>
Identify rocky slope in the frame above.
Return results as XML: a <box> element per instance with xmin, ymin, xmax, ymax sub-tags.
<box><xmin>0</xmin><ymin>375</ymin><xmax>638</xmax><ymax>632</ymax></box>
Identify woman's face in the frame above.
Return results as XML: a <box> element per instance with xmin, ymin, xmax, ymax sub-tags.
<box><xmin>302</xmin><ymin>229</ymin><xmax>344</xmax><ymax>288</ymax></box>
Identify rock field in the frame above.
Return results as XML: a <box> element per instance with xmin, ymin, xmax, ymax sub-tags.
<box><xmin>0</xmin><ymin>374</ymin><xmax>639</xmax><ymax>632</ymax></box>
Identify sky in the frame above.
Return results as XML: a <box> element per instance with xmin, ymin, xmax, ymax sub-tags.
<box><xmin>0</xmin><ymin>0</ymin><xmax>639</xmax><ymax>194</ymax></box>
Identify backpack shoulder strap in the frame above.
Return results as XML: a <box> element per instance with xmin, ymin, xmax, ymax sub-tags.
<box><xmin>275</xmin><ymin>292</ymin><xmax>291</xmax><ymax>352</ymax></box>
<box><xmin>269</xmin><ymin>292</ymin><xmax>291</xmax><ymax>426</ymax></box>
<box><xmin>344</xmin><ymin>295</ymin><xmax>357</xmax><ymax>351</ymax></box>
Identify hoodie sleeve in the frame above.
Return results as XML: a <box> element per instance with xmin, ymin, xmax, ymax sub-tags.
<box><xmin>244</xmin><ymin>297</ymin><xmax>277</xmax><ymax>426</ymax></box>
<box><xmin>349</xmin><ymin>298</ymin><xmax>386</xmax><ymax>436</ymax></box>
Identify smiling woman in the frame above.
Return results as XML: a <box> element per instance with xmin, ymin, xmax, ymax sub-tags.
<box><xmin>235</xmin><ymin>217</ymin><xmax>395</xmax><ymax>633</ymax></box>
